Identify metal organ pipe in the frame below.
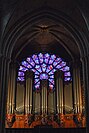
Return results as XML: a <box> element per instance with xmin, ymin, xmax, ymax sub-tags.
<box><xmin>25</xmin><ymin>71</ymin><xmax>34</xmax><ymax>114</ymax></box>
<box><xmin>54</xmin><ymin>70</ymin><xmax>64</xmax><ymax>114</ymax></box>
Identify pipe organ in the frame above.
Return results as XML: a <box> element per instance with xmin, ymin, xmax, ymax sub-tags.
<box><xmin>6</xmin><ymin>64</ymin><xmax>85</xmax><ymax>128</ymax></box>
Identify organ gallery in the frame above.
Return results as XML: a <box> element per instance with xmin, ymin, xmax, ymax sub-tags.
<box><xmin>6</xmin><ymin>53</ymin><xmax>85</xmax><ymax>128</ymax></box>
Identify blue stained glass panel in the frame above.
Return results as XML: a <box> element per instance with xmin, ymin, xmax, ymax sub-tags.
<box><xmin>50</xmin><ymin>75</ymin><xmax>54</xmax><ymax>78</ymax></box>
<box><xmin>35</xmin><ymin>65</ymin><xmax>42</xmax><ymax>72</ymax></box>
<box><xmin>22</xmin><ymin>61</ymin><xmax>32</xmax><ymax>69</ymax></box>
<box><xmin>49</xmin><ymin>59</ymin><xmax>54</xmax><ymax>64</ymax></box>
<box><xmin>44</xmin><ymin>53</ymin><xmax>50</xmax><ymax>58</ymax></box>
<box><xmin>18</xmin><ymin>77</ymin><xmax>24</xmax><ymax>81</ymax></box>
<box><xmin>44</xmin><ymin>58</ymin><xmax>49</xmax><ymax>64</ymax></box>
<box><xmin>26</xmin><ymin>57</ymin><xmax>30</xmax><ymax>62</ymax></box>
<box><xmin>38</xmin><ymin>53</ymin><xmax>43</xmax><ymax>63</ymax></box>
<box><xmin>18</xmin><ymin>72</ymin><xmax>24</xmax><ymax>76</ymax></box>
<box><xmin>35</xmin><ymin>71</ymin><xmax>40</xmax><ymax>74</ymax></box>
<box><xmin>19</xmin><ymin>66</ymin><xmax>28</xmax><ymax>71</ymax></box>
<box><xmin>41</xmin><ymin>63</ymin><xmax>47</xmax><ymax>72</ymax></box>
<box><xmin>64</xmin><ymin>77</ymin><xmax>71</xmax><ymax>81</ymax></box>
<box><xmin>44</xmin><ymin>53</ymin><xmax>50</xmax><ymax>64</ymax></box>
<box><xmin>51</xmin><ymin>55</ymin><xmax>56</xmax><ymax>60</ymax></box>
<box><xmin>18</xmin><ymin>53</ymin><xmax>72</xmax><ymax>89</ymax></box>
<box><xmin>35</xmin><ymin>75</ymin><xmax>39</xmax><ymax>78</ymax></box>
<box><xmin>60</xmin><ymin>66</ymin><xmax>69</xmax><ymax>71</ymax></box>
<box><xmin>60</xmin><ymin>61</ymin><xmax>66</xmax><ymax>67</ymax></box>
<box><xmin>27</xmin><ymin>58</ymin><xmax>35</xmax><ymax>66</ymax></box>
<box><xmin>30</xmin><ymin>59</ymin><xmax>35</xmax><ymax>66</ymax></box>
<box><xmin>56</xmin><ymin>64</ymin><xmax>61</xmax><ymax>69</ymax></box>
<box><xmin>40</xmin><ymin>73</ymin><xmax>48</xmax><ymax>80</ymax></box>
<box><xmin>53</xmin><ymin>61</ymin><xmax>58</xmax><ymax>66</ymax></box>
<box><xmin>32</xmin><ymin>55</ymin><xmax>39</xmax><ymax>64</ymax></box>
<box><xmin>34</xmin><ymin>79</ymin><xmax>39</xmax><ymax>84</ymax></box>
<box><xmin>31</xmin><ymin>69</ymin><xmax>36</xmax><ymax>72</ymax></box>
<box><xmin>46</xmin><ymin>65</ymin><xmax>53</xmax><ymax>73</ymax></box>
<box><xmin>64</xmin><ymin>72</ymin><xmax>71</xmax><ymax>76</ymax></box>
<box><xmin>49</xmin><ymin>79</ymin><xmax>54</xmax><ymax>84</ymax></box>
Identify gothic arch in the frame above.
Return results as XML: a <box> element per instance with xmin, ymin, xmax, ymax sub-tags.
<box><xmin>1</xmin><ymin>7</ymin><xmax>88</xmax><ymax>59</ymax></box>
<box><xmin>0</xmin><ymin>6</ymin><xmax>89</xmax><ymax>133</ymax></box>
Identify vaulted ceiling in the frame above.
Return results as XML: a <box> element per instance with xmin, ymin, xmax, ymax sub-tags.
<box><xmin>1</xmin><ymin>0</ymin><xmax>89</xmax><ymax>64</ymax></box>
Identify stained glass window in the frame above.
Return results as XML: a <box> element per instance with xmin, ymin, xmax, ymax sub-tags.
<box><xmin>17</xmin><ymin>53</ymin><xmax>72</xmax><ymax>89</ymax></box>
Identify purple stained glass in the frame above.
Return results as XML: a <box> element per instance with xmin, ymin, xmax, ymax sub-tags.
<box><xmin>35</xmin><ymin>71</ymin><xmax>40</xmax><ymax>75</ymax></box>
<box><xmin>49</xmin><ymin>71</ymin><xmax>54</xmax><ymax>75</ymax></box>
<box><xmin>44</xmin><ymin>53</ymin><xmax>50</xmax><ymax>64</ymax></box>
<box><xmin>56</xmin><ymin>64</ymin><xmax>61</xmax><ymax>69</ymax></box>
<box><xmin>35</xmin><ymin>75</ymin><xmax>39</xmax><ymax>78</ymax></box>
<box><xmin>26</xmin><ymin>57</ymin><xmax>30</xmax><ymax>62</ymax></box>
<box><xmin>45</xmin><ymin>53</ymin><xmax>50</xmax><ymax>58</ymax></box>
<box><xmin>49</xmin><ymin>79</ymin><xmax>54</xmax><ymax>84</ymax></box>
<box><xmin>39</xmin><ymin>58</ymin><xmax>43</xmax><ymax>64</ymax></box>
<box><xmin>49</xmin><ymin>59</ymin><xmax>53</xmax><ymax>64</ymax></box>
<box><xmin>27</xmin><ymin>58</ymin><xmax>35</xmax><ymax>66</ymax></box>
<box><xmin>60</xmin><ymin>61</ymin><xmax>66</xmax><ymax>67</ymax></box>
<box><xmin>40</xmin><ymin>73</ymin><xmax>48</xmax><ymax>80</ymax></box>
<box><xmin>44</xmin><ymin>58</ymin><xmax>49</xmax><ymax>64</ymax></box>
<box><xmin>49</xmin><ymin>55</ymin><xmax>56</xmax><ymax>64</ymax></box>
<box><xmin>32</xmin><ymin>54</ymin><xmax>37</xmax><ymax>60</ymax></box>
<box><xmin>35</xmin><ymin>65</ymin><xmax>42</xmax><ymax>72</ymax></box>
<box><xmin>64</xmin><ymin>77</ymin><xmax>71</xmax><ymax>81</ymax></box>
<box><xmin>41</xmin><ymin>63</ymin><xmax>47</xmax><ymax>72</ymax></box>
<box><xmin>31</xmin><ymin>69</ymin><xmax>36</xmax><ymax>72</ymax></box>
<box><xmin>50</xmin><ymin>75</ymin><xmax>54</xmax><ymax>78</ymax></box>
<box><xmin>64</xmin><ymin>72</ymin><xmax>71</xmax><ymax>76</ymax></box>
<box><xmin>18</xmin><ymin>72</ymin><xmax>24</xmax><ymax>76</ymax></box>
<box><xmin>34</xmin><ymin>79</ymin><xmax>39</xmax><ymax>84</ymax></box>
<box><xmin>18</xmin><ymin>77</ymin><xmax>24</xmax><ymax>81</ymax></box>
<box><xmin>60</xmin><ymin>66</ymin><xmax>69</xmax><ymax>71</ymax></box>
<box><xmin>55</xmin><ymin>58</ymin><xmax>62</xmax><ymax>63</ymax></box>
<box><xmin>35</xmin><ymin>59</ymin><xmax>39</xmax><ymax>64</ymax></box>
<box><xmin>51</xmin><ymin>55</ymin><xmax>56</xmax><ymax>60</ymax></box>
<box><xmin>18</xmin><ymin>53</ymin><xmax>72</xmax><ymax>89</ymax></box>
<box><xmin>19</xmin><ymin>66</ymin><xmax>28</xmax><ymax>71</ymax></box>
<box><xmin>38</xmin><ymin>53</ymin><xmax>43</xmax><ymax>63</ymax></box>
<box><xmin>32</xmin><ymin>55</ymin><xmax>39</xmax><ymax>64</ymax></box>
<box><xmin>22</xmin><ymin>61</ymin><xmax>32</xmax><ymax>69</ymax></box>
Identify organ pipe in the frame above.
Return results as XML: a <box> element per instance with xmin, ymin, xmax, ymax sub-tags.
<box><xmin>54</xmin><ymin>70</ymin><xmax>64</xmax><ymax>114</ymax></box>
<box><xmin>73</xmin><ymin>63</ymin><xmax>82</xmax><ymax>113</ymax></box>
<box><xmin>7</xmin><ymin>63</ymin><xmax>17</xmax><ymax>114</ymax></box>
<box><xmin>40</xmin><ymin>80</ymin><xmax>49</xmax><ymax>115</ymax></box>
<box><xmin>25</xmin><ymin>71</ymin><xmax>34</xmax><ymax>114</ymax></box>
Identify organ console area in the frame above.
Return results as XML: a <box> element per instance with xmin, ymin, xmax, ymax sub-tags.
<box><xmin>6</xmin><ymin>54</ymin><xmax>86</xmax><ymax>128</ymax></box>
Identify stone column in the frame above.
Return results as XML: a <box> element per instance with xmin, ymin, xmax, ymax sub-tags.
<box><xmin>40</xmin><ymin>80</ymin><xmax>49</xmax><ymax>115</ymax></box>
<box><xmin>81</xmin><ymin>56</ymin><xmax>89</xmax><ymax>133</ymax></box>
<box><xmin>25</xmin><ymin>70</ymin><xmax>34</xmax><ymax>114</ymax></box>
<box><xmin>0</xmin><ymin>55</ymin><xmax>10</xmax><ymax>133</ymax></box>
<box><xmin>54</xmin><ymin>70</ymin><xmax>64</xmax><ymax>114</ymax></box>
<box><xmin>72</xmin><ymin>61</ymin><xmax>82</xmax><ymax>114</ymax></box>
